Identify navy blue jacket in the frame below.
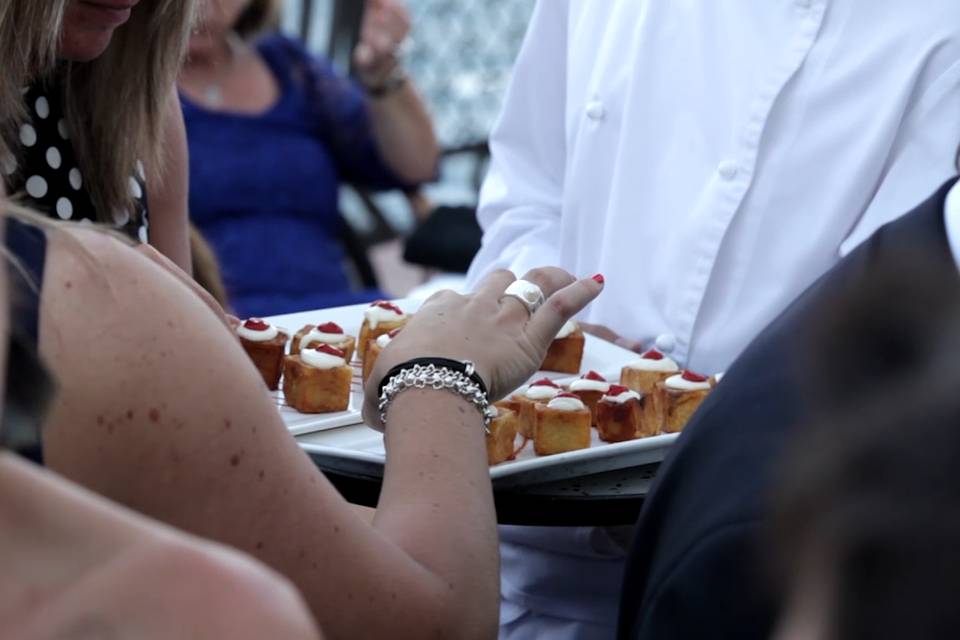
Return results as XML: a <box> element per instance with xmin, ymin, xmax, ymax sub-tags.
<box><xmin>618</xmin><ymin>178</ymin><xmax>959</xmax><ymax>639</ymax></box>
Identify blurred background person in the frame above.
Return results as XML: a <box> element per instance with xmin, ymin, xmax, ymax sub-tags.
<box><xmin>619</xmin><ymin>176</ymin><xmax>960</xmax><ymax>638</ymax></box>
<box><xmin>179</xmin><ymin>0</ymin><xmax>438</xmax><ymax>317</ymax></box>
<box><xmin>1</xmin><ymin>0</ymin><xmax>193</xmax><ymax>271</ymax></box>
<box><xmin>770</xmin><ymin>254</ymin><xmax>960</xmax><ymax>640</ymax></box>
<box><xmin>772</xmin><ymin>377</ymin><xmax>960</xmax><ymax>640</ymax></box>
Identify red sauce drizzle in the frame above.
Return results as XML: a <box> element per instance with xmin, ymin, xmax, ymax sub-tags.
<box><xmin>681</xmin><ymin>370</ymin><xmax>708</xmax><ymax>383</ymax></box>
<box><xmin>316</xmin><ymin>322</ymin><xmax>344</xmax><ymax>334</ymax></box>
<box><xmin>583</xmin><ymin>370</ymin><xmax>607</xmax><ymax>381</ymax></box>
<box><xmin>642</xmin><ymin>349</ymin><xmax>665</xmax><ymax>360</ymax></box>
<box><xmin>387</xmin><ymin>327</ymin><xmax>403</xmax><ymax>338</ymax></box>
<box><xmin>530</xmin><ymin>378</ymin><xmax>560</xmax><ymax>388</ymax></box>
<box><xmin>555</xmin><ymin>392</ymin><xmax>580</xmax><ymax>400</ymax></box>
<box><xmin>243</xmin><ymin>318</ymin><xmax>270</xmax><ymax>332</ymax></box>
<box><xmin>371</xmin><ymin>300</ymin><xmax>404</xmax><ymax>315</ymax></box>
<box><xmin>312</xmin><ymin>344</ymin><xmax>346</xmax><ymax>358</ymax></box>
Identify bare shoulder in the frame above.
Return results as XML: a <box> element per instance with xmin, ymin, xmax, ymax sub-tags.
<box><xmin>38</xmin><ymin>225</ymin><xmax>326</xmax><ymax>528</ymax></box>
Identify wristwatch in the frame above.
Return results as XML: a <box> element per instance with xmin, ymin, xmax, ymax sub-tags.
<box><xmin>362</xmin><ymin>65</ymin><xmax>409</xmax><ymax>99</ymax></box>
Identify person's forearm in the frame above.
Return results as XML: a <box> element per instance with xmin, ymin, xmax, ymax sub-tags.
<box><xmin>366</xmin><ymin>83</ymin><xmax>439</xmax><ymax>184</ymax></box>
<box><xmin>374</xmin><ymin>389</ymin><xmax>499</xmax><ymax>639</ymax></box>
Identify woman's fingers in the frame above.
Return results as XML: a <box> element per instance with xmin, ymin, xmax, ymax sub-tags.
<box><xmin>472</xmin><ymin>268</ymin><xmax>516</xmax><ymax>300</ymax></box>
<box><xmin>498</xmin><ymin>267</ymin><xmax>575</xmax><ymax>323</ymax></box>
<box><xmin>525</xmin><ymin>276</ymin><xmax>604</xmax><ymax>346</ymax></box>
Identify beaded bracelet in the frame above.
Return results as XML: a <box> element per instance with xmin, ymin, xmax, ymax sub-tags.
<box><xmin>377</xmin><ymin>358</ymin><xmax>495</xmax><ymax>433</ymax></box>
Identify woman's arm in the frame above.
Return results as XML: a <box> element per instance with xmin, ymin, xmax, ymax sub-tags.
<box><xmin>145</xmin><ymin>88</ymin><xmax>192</xmax><ymax>273</ymax></box>
<box><xmin>0</xmin><ymin>454</ymin><xmax>321</xmax><ymax>639</ymax></box>
<box><xmin>354</xmin><ymin>0</ymin><xmax>439</xmax><ymax>183</ymax></box>
<box><xmin>38</xmin><ymin>227</ymin><xmax>600</xmax><ymax>639</ymax></box>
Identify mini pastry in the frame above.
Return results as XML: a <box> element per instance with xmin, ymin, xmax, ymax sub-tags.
<box><xmin>358</xmin><ymin>300</ymin><xmax>408</xmax><ymax>361</ymax></box>
<box><xmin>282</xmin><ymin>344</ymin><xmax>353</xmax><ymax>413</ymax></box>
<box><xmin>596</xmin><ymin>384</ymin><xmax>644</xmax><ymax>442</ymax></box>
<box><xmin>540</xmin><ymin>320</ymin><xmax>585</xmax><ymax>374</ymax></box>
<box><xmin>709</xmin><ymin>372</ymin><xmax>725</xmax><ymax>387</ymax></box>
<box><xmin>503</xmin><ymin>378</ymin><xmax>562</xmax><ymax>439</ymax></box>
<box><xmin>655</xmin><ymin>370</ymin><xmax>712</xmax><ymax>434</ymax></box>
<box><xmin>620</xmin><ymin>349</ymin><xmax>679</xmax><ymax>395</ymax></box>
<box><xmin>534</xmin><ymin>393</ymin><xmax>592</xmax><ymax>456</ymax></box>
<box><xmin>486</xmin><ymin>406</ymin><xmax>519</xmax><ymax>466</ymax></box>
<box><xmin>362</xmin><ymin>327</ymin><xmax>401</xmax><ymax>383</ymax></box>
<box><xmin>238</xmin><ymin>318</ymin><xmax>288</xmax><ymax>391</ymax></box>
<box><xmin>291</xmin><ymin>321</ymin><xmax>356</xmax><ymax>362</ymax></box>
<box><xmin>567</xmin><ymin>370</ymin><xmax>610</xmax><ymax>426</ymax></box>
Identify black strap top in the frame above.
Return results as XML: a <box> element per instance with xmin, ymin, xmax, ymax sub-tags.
<box><xmin>2</xmin><ymin>216</ymin><xmax>53</xmax><ymax>464</ymax></box>
<box><xmin>2</xmin><ymin>79</ymin><xmax>149</xmax><ymax>242</ymax></box>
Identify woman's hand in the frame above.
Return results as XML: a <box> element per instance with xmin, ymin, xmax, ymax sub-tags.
<box><xmin>363</xmin><ymin>268</ymin><xmax>604</xmax><ymax>428</ymax></box>
<box><xmin>353</xmin><ymin>0</ymin><xmax>411</xmax><ymax>88</ymax></box>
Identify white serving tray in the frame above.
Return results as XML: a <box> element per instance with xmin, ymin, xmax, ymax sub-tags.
<box><xmin>268</xmin><ymin>299</ymin><xmax>678</xmax><ymax>488</ymax></box>
<box><xmin>299</xmin><ymin>429</ymin><xmax>677</xmax><ymax>490</ymax></box>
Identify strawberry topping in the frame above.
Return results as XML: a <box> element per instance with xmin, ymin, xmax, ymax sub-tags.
<box><xmin>642</xmin><ymin>349</ymin><xmax>665</xmax><ymax>360</ymax></box>
<box><xmin>243</xmin><ymin>318</ymin><xmax>270</xmax><ymax>332</ymax></box>
<box><xmin>316</xmin><ymin>321</ymin><xmax>344</xmax><ymax>334</ymax></box>
<box><xmin>530</xmin><ymin>378</ymin><xmax>560</xmax><ymax>388</ymax></box>
<box><xmin>387</xmin><ymin>327</ymin><xmax>403</xmax><ymax>338</ymax></box>
<box><xmin>371</xmin><ymin>300</ymin><xmax>404</xmax><ymax>315</ymax></box>
<box><xmin>606</xmin><ymin>384</ymin><xmax>631</xmax><ymax>397</ymax></box>
<box><xmin>555</xmin><ymin>392</ymin><xmax>580</xmax><ymax>400</ymax></box>
<box><xmin>681</xmin><ymin>370</ymin><xmax>709</xmax><ymax>383</ymax></box>
<box><xmin>583</xmin><ymin>370</ymin><xmax>607</xmax><ymax>381</ymax></box>
<box><xmin>312</xmin><ymin>344</ymin><xmax>345</xmax><ymax>358</ymax></box>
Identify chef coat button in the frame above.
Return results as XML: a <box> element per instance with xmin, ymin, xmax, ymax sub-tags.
<box><xmin>655</xmin><ymin>333</ymin><xmax>676</xmax><ymax>353</ymax></box>
<box><xmin>717</xmin><ymin>161</ymin><xmax>739</xmax><ymax>181</ymax></box>
<box><xmin>586</xmin><ymin>100</ymin><xmax>606</xmax><ymax>121</ymax></box>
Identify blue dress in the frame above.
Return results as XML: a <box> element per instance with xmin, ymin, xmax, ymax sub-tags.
<box><xmin>182</xmin><ymin>34</ymin><xmax>411</xmax><ymax>317</ymax></box>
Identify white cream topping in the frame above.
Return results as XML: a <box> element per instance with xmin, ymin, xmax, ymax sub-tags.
<box><xmin>602</xmin><ymin>390</ymin><xmax>642</xmax><ymax>405</ymax></box>
<box><xmin>625</xmin><ymin>356</ymin><xmax>679</xmax><ymax>373</ymax></box>
<box><xmin>713</xmin><ymin>372</ymin><xmax>725</xmax><ymax>384</ymax></box>
<box><xmin>569</xmin><ymin>378</ymin><xmax>610</xmax><ymax>393</ymax></box>
<box><xmin>301</xmin><ymin>329</ymin><xmax>349</xmax><ymax>349</ymax></box>
<box><xmin>375</xmin><ymin>333</ymin><xmax>393</xmax><ymax>348</ymax></box>
<box><xmin>555</xmin><ymin>320</ymin><xmax>578</xmax><ymax>340</ymax></box>
<box><xmin>300</xmin><ymin>348</ymin><xmax>347</xmax><ymax>370</ymax></box>
<box><xmin>238</xmin><ymin>321</ymin><xmax>278</xmax><ymax>342</ymax></box>
<box><xmin>525</xmin><ymin>385</ymin><xmax>560</xmax><ymax>401</ymax></box>
<box><xmin>665</xmin><ymin>374</ymin><xmax>711</xmax><ymax>392</ymax></box>
<box><xmin>547</xmin><ymin>396</ymin><xmax>586</xmax><ymax>412</ymax></box>
<box><xmin>364</xmin><ymin>305</ymin><xmax>406</xmax><ymax>330</ymax></box>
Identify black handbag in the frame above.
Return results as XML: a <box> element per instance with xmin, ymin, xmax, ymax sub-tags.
<box><xmin>403</xmin><ymin>205</ymin><xmax>483</xmax><ymax>273</ymax></box>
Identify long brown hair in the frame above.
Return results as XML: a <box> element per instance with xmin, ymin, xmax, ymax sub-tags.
<box><xmin>61</xmin><ymin>0</ymin><xmax>196</xmax><ymax>221</ymax></box>
<box><xmin>0</xmin><ymin>1</ymin><xmax>65</xmax><ymax>166</ymax></box>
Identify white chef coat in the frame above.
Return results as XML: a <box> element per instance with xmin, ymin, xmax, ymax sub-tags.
<box><xmin>945</xmin><ymin>181</ymin><xmax>960</xmax><ymax>264</ymax></box>
<box><xmin>465</xmin><ymin>1</ymin><xmax>960</xmax><ymax>637</ymax></box>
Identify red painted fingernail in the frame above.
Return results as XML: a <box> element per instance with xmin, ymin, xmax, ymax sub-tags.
<box><xmin>592</xmin><ymin>274</ymin><xmax>605</xmax><ymax>284</ymax></box>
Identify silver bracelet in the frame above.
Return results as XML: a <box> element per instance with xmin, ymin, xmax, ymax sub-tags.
<box><xmin>378</xmin><ymin>363</ymin><xmax>495</xmax><ymax>434</ymax></box>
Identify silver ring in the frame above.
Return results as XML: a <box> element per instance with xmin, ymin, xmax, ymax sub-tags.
<box><xmin>502</xmin><ymin>279</ymin><xmax>545</xmax><ymax>315</ymax></box>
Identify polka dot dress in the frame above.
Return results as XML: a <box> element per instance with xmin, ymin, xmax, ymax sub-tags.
<box><xmin>2</xmin><ymin>82</ymin><xmax>149</xmax><ymax>242</ymax></box>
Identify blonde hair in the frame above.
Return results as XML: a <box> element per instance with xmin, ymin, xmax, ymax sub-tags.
<box><xmin>62</xmin><ymin>0</ymin><xmax>197</xmax><ymax>221</ymax></box>
<box><xmin>0</xmin><ymin>1</ymin><xmax>65</xmax><ymax>164</ymax></box>
<box><xmin>1</xmin><ymin>0</ymin><xmax>197</xmax><ymax>222</ymax></box>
